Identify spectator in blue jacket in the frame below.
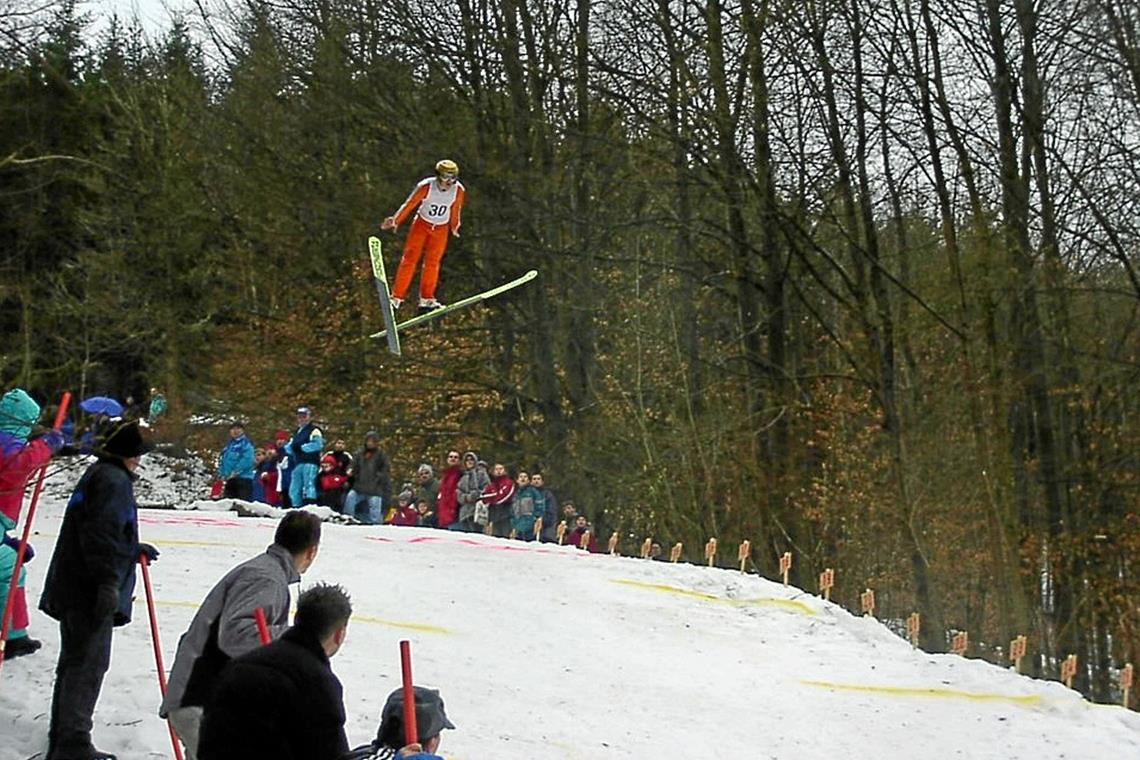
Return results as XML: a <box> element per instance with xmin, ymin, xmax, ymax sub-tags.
<box><xmin>510</xmin><ymin>471</ymin><xmax>541</xmax><ymax>541</ymax></box>
<box><xmin>39</xmin><ymin>419</ymin><xmax>160</xmax><ymax>760</ymax></box>
<box><xmin>218</xmin><ymin>421</ymin><xmax>255</xmax><ymax>502</ymax></box>
<box><xmin>285</xmin><ymin>406</ymin><xmax>323</xmax><ymax>507</ymax></box>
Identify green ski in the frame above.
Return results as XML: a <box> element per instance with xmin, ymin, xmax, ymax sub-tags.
<box><xmin>370</xmin><ymin>269</ymin><xmax>538</xmax><ymax>340</ymax></box>
<box><xmin>368</xmin><ymin>236</ymin><xmax>401</xmax><ymax>355</ymax></box>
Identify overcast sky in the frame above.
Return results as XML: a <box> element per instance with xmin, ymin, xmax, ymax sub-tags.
<box><xmin>91</xmin><ymin>0</ymin><xmax>194</xmax><ymax>35</ymax></box>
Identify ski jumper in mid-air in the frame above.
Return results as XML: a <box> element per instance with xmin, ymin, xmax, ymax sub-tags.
<box><xmin>380</xmin><ymin>159</ymin><xmax>465</xmax><ymax>311</ymax></box>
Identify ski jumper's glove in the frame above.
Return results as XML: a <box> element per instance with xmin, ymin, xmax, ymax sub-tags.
<box><xmin>1</xmin><ymin>533</ymin><xmax>33</xmax><ymax>562</ymax></box>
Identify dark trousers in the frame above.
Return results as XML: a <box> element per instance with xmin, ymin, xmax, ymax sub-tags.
<box><xmin>48</xmin><ymin>610</ymin><xmax>114</xmax><ymax>759</ymax></box>
<box><xmin>223</xmin><ymin>478</ymin><xmax>252</xmax><ymax>501</ymax></box>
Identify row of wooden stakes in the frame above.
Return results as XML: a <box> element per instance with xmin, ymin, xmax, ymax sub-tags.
<box><xmin>542</xmin><ymin>524</ymin><xmax>1137</xmax><ymax>709</ymax></box>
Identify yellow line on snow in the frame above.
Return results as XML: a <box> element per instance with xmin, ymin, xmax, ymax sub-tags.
<box><xmin>611</xmin><ymin>578</ymin><xmax>816</xmax><ymax>614</ymax></box>
<box><xmin>800</xmin><ymin>679</ymin><xmax>1043</xmax><ymax>704</ymax></box>
<box><xmin>135</xmin><ymin>599</ymin><xmax>452</xmax><ymax>635</ymax></box>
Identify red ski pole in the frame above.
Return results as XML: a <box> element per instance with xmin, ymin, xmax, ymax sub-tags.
<box><xmin>0</xmin><ymin>390</ymin><xmax>70</xmax><ymax>669</ymax></box>
<box><xmin>399</xmin><ymin>640</ymin><xmax>418</xmax><ymax>745</ymax></box>
<box><xmin>253</xmin><ymin>607</ymin><xmax>271</xmax><ymax>645</ymax></box>
<box><xmin>140</xmin><ymin>553</ymin><xmax>185</xmax><ymax>760</ymax></box>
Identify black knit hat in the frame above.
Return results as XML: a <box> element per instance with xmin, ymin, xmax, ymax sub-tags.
<box><xmin>99</xmin><ymin>420</ymin><xmax>153</xmax><ymax>459</ymax></box>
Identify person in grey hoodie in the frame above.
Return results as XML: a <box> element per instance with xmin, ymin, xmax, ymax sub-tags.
<box><xmin>159</xmin><ymin>510</ymin><xmax>323</xmax><ymax>759</ymax></box>
<box><xmin>453</xmin><ymin>452</ymin><xmax>490</xmax><ymax>533</ymax></box>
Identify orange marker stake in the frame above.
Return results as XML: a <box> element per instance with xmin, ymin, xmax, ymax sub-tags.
<box><xmin>951</xmin><ymin>631</ymin><xmax>969</xmax><ymax>656</ymax></box>
<box><xmin>533</xmin><ymin>516</ymin><xmax>543</xmax><ymax>541</ymax></box>
<box><xmin>1061</xmin><ymin>654</ymin><xmax>1078</xmax><ymax>689</ymax></box>
<box><xmin>608</xmin><ymin>532</ymin><xmax>619</xmax><ymax>555</ymax></box>
<box><xmin>640</xmin><ymin>538</ymin><xmax>653</xmax><ymax>559</ymax></box>
<box><xmin>737</xmin><ymin>540</ymin><xmax>751</xmax><ymax>573</ymax></box>
<box><xmin>779</xmin><ymin>551</ymin><xmax>792</xmax><ymax>586</ymax></box>
<box><xmin>556</xmin><ymin>520</ymin><xmax>567</xmax><ymax>545</ymax></box>
<box><xmin>818</xmin><ymin>568</ymin><xmax>835</xmax><ymax>601</ymax></box>
<box><xmin>1009</xmin><ymin>635</ymin><xmax>1027</xmax><ymax>674</ymax></box>
<box><xmin>860</xmin><ymin>588</ymin><xmax>875</xmax><ymax>618</ymax></box>
<box><xmin>580</xmin><ymin>530</ymin><xmax>592</xmax><ymax>551</ymax></box>
<box><xmin>670</xmin><ymin>542</ymin><xmax>683</xmax><ymax>563</ymax></box>
<box><xmin>1122</xmin><ymin>663</ymin><xmax>1133</xmax><ymax>709</ymax></box>
<box><xmin>704</xmin><ymin>538</ymin><xmax>718</xmax><ymax>567</ymax></box>
<box><xmin>906</xmin><ymin>612</ymin><xmax>921</xmax><ymax>648</ymax></box>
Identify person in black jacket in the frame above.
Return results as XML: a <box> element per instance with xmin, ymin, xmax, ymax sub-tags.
<box><xmin>39</xmin><ymin>419</ymin><xmax>159</xmax><ymax>760</ymax></box>
<box><xmin>198</xmin><ymin>583</ymin><xmax>353</xmax><ymax>760</ymax></box>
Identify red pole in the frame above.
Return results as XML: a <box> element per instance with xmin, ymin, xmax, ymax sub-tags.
<box><xmin>399</xmin><ymin>640</ymin><xmax>418</xmax><ymax>745</ymax></box>
<box><xmin>0</xmin><ymin>391</ymin><xmax>71</xmax><ymax>669</ymax></box>
<box><xmin>253</xmin><ymin>607</ymin><xmax>271</xmax><ymax>645</ymax></box>
<box><xmin>141</xmin><ymin>553</ymin><xmax>185</xmax><ymax>760</ymax></box>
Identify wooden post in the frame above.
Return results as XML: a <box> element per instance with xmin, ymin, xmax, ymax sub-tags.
<box><xmin>580</xmin><ymin>530</ymin><xmax>592</xmax><ymax>551</ymax></box>
<box><xmin>1061</xmin><ymin>654</ymin><xmax>1078</xmax><ymax>689</ymax></box>
<box><xmin>1122</xmin><ymin>663</ymin><xmax>1133</xmax><ymax>709</ymax></box>
<box><xmin>608</xmin><ymin>532</ymin><xmax>619</xmax><ymax>555</ymax></box>
<box><xmin>533</xmin><ymin>516</ymin><xmax>543</xmax><ymax>540</ymax></box>
<box><xmin>818</xmin><ymin>568</ymin><xmax>835</xmax><ymax>601</ymax></box>
<box><xmin>670</xmin><ymin>542</ymin><xmax>683</xmax><ymax>563</ymax></box>
<box><xmin>704</xmin><ymin>537</ymin><xmax>717</xmax><ymax>567</ymax></box>
<box><xmin>509</xmin><ymin>528</ymin><xmax>518</xmax><ymax>540</ymax></box>
<box><xmin>1009</xmin><ymin>635</ymin><xmax>1027</xmax><ymax>674</ymax></box>
<box><xmin>779</xmin><ymin>551</ymin><xmax>792</xmax><ymax>586</ymax></box>
<box><xmin>640</xmin><ymin>537</ymin><xmax>652</xmax><ymax>559</ymax></box>
<box><xmin>860</xmin><ymin>588</ymin><xmax>875</xmax><ymax>618</ymax></box>
<box><xmin>556</xmin><ymin>520</ymin><xmax>567</xmax><ymax>545</ymax></box>
<box><xmin>737</xmin><ymin>540</ymin><xmax>750</xmax><ymax>572</ymax></box>
<box><xmin>951</xmin><ymin>631</ymin><xmax>969</xmax><ymax>656</ymax></box>
<box><xmin>906</xmin><ymin>612</ymin><xmax>920</xmax><ymax>648</ymax></box>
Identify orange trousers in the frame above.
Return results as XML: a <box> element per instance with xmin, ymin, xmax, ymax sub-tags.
<box><xmin>393</xmin><ymin>217</ymin><xmax>450</xmax><ymax>300</ymax></box>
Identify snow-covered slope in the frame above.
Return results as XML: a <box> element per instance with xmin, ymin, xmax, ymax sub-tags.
<box><xmin>2</xmin><ymin>456</ymin><xmax>1138</xmax><ymax>759</ymax></box>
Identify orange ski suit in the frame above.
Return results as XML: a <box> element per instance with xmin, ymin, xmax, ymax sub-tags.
<box><xmin>387</xmin><ymin>176</ymin><xmax>466</xmax><ymax>300</ymax></box>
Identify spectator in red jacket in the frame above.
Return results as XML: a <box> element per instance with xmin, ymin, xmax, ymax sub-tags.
<box><xmin>436</xmin><ymin>450</ymin><xmax>462</xmax><ymax>529</ymax></box>
<box><xmin>317</xmin><ymin>455</ymin><xmax>349</xmax><ymax>510</ymax></box>
<box><xmin>479</xmin><ymin>463</ymin><xmax>516</xmax><ymax>538</ymax></box>
<box><xmin>389</xmin><ymin>486</ymin><xmax>419</xmax><ymax>526</ymax></box>
<box><xmin>258</xmin><ymin>444</ymin><xmax>281</xmax><ymax>507</ymax></box>
<box><xmin>566</xmin><ymin>514</ymin><xmax>598</xmax><ymax>552</ymax></box>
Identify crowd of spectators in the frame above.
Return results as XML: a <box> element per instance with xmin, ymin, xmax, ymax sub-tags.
<box><xmin>214</xmin><ymin>407</ymin><xmax>599</xmax><ymax>549</ymax></box>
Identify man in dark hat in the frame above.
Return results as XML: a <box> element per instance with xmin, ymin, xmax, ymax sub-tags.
<box><xmin>39</xmin><ymin>419</ymin><xmax>160</xmax><ymax>760</ymax></box>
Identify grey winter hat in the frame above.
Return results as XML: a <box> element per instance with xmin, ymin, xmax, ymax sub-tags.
<box><xmin>376</xmin><ymin>686</ymin><xmax>455</xmax><ymax>749</ymax></box>
<box><xmin>417</xmin><ymin>463</ymin><xmax>433</xmax><ymax>476</ymax></box>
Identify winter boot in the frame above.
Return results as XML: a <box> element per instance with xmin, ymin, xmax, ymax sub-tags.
<box><xmin>3</xmin><ymin>636</ymin><xmax>42</xmax><ymax>659</ymax></box>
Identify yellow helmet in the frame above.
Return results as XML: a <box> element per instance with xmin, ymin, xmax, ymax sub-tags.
<box><xmin>435</xmin><ymin>159</ymin><xmax>459</xmax><ymax>176</ymax></box>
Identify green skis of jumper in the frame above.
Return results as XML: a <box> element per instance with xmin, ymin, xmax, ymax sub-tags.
<box><xmin>368</xmin><ymin>236</ymin><xmax>401</xmax><ymax>355</ymax></box>
<box><xmin>368</xmin><ymin>255</ymin><xmax>537</xmax><ymax>347</ymax></box>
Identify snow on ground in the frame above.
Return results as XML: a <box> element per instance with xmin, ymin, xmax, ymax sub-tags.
<box><xmin>3</xmin><ymin>454</ymin><xmax>1139</xmax><ymax>760</ymax></box>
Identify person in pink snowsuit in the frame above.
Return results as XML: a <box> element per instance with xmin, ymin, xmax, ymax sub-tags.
<box><xmin>0</xmin><ymin>388</ymin><xmax>64</xmax><ymax>658</ymax></box>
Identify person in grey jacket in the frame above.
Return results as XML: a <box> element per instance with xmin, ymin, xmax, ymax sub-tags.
<box><xmin>343</xmin><ymin>431</ymin><xmax>391</xmax><ymax>524</ymax></box>
<box><xmin>453</xmin><ymin>452</ymin><xmax>490</xmax><ymax>533</ymax></box>
<box><xmin>159</xmin><ymin>510</ymin><xmax>323</xmax><ymax>759</ymax></box>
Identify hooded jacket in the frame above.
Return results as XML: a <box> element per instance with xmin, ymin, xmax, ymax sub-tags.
<box><xmin>455</xmin><ymin>453</ymin><xmax>490</xmax><ymax>523</ymax></box>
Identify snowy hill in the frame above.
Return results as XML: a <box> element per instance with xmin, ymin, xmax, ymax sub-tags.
<box><xmin>2</xmin><ymin>455</ymin><xmax>1139</xmax><ymax>759</ymax></box>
